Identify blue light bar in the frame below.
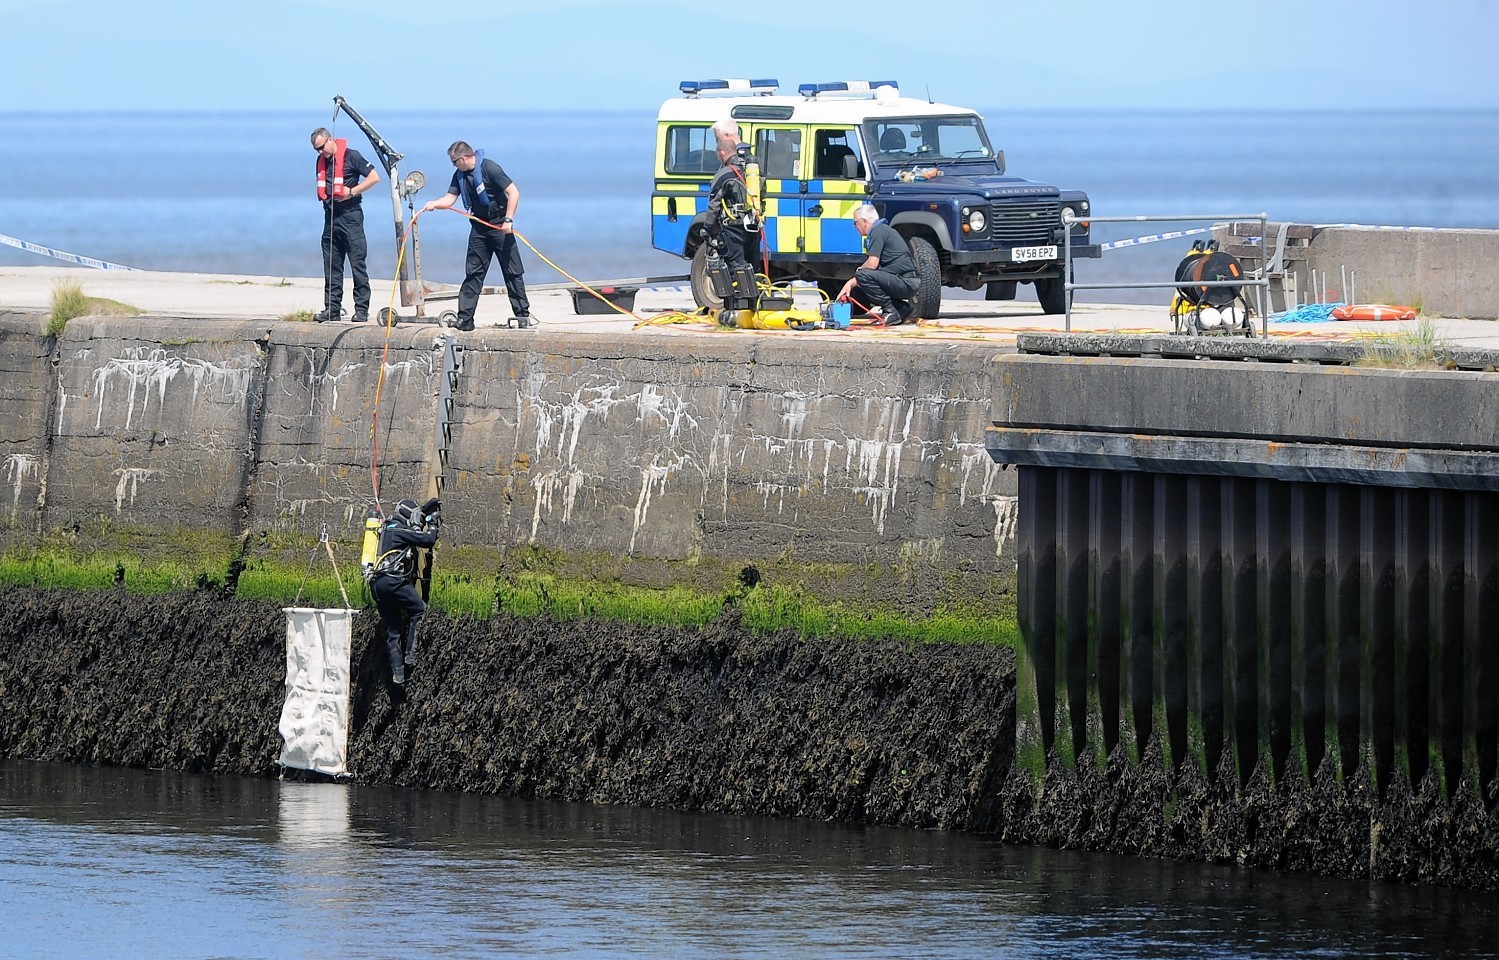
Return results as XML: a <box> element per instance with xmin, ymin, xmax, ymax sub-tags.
<box><xmin>796</xmin><ymin>80</ymin><xmax>899</xmax><ymax>98</ymax></box>
<box><xmin>679</xmin><ymin>78</ymin><xmax>780</xmax><ymax>97</ymax></box>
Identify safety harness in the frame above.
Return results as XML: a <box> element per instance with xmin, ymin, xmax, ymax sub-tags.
<box><xmin>369</xmin><ymin>518</ymin><xmax>416</xmax><ymax>581</ymax></box>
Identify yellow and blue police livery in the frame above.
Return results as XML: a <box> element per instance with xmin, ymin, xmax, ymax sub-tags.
<box><xmin>652</xmin><ymin>79</ymin><xmax>1100</xmax><ymax>317</ymax></box>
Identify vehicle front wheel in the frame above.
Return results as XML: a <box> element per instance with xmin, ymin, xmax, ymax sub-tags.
<box><xmin>689</xmin><ymin>246</ymin><xmax>723</xmax><ymax>311</ymax></box>
<box><xmin>907</xmin><ymin>236</ymin><xmax>942</xmax><ymax>319</ymax></box>
<box><xmin>1035</xmin><ymin>273</ymin><xmax>1071</xmax><ymax>315</ymax></box>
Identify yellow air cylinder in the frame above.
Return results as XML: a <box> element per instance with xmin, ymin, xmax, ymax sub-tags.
<box><xmin>743</xmin><ymin>157</ymin><xmax>763</xmax><ymax>223</ymax></box>
<box><xmin>360</xmin><ymin>507</ymin><xmax>382</xmax><ymax>574</ymax></box>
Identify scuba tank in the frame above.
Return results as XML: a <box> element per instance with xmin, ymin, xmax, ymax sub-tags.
<box><xmin>360</xmin><ymin>505</ymin><xmax>382</xmax><ymax>582</ymax></box>
<box><xmin>742</xmin><ymin>153</ymin><xmax>763</xmax><ymax>231</ymax></box>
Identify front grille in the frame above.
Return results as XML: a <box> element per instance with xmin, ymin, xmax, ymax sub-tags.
<box><xmin>988</xmin><ymin>200</ymin><xmax>1060</xmax><ymax>245</ymax></box>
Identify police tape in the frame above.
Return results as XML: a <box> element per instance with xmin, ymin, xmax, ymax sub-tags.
<box><xmin>1100</xmin><ymin>227</ymin><xmax>1211</xmax><ymax>252</ymax></box>
<box><xmin>0</xmin><ymin>232</ymin><xmax>137</xmax><ymax>271</ymax></box>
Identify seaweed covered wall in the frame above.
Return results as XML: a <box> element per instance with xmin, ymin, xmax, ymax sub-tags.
<box><xmin>2</xmin><ymin>584</ymin><xmax>1495</xmax><ymax>888</ymax></box>
<box><xmin>0</xmin><ymin>586</ymin><xmax>1014</xmax><ymax>831</ymax></box>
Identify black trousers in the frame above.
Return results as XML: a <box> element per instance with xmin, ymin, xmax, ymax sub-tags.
<box><xmin>459</xmin><ymin>225</ymin><xmax>530</xmax><ymax>322</ymax></box>
<box><xmin>371</xmin><ymin>574</ymin><xmax>425</xmax><ymax>675</ymax></box>
<box><xmin>853</xmin><ymin>267</ymin><xmax>918</xmax><ymax>314</ymax></box>
<box><xmin>321</xmin><ymin>203</ymin><xmax>370</xmax><ymax>316</ymax></box>
<box><xmin>717</xmin><ymin>222</ymin><xmax>759</xmax><ymax>271</ymax></box>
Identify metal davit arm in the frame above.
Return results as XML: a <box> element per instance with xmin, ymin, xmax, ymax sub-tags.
<box><xmin>334</xmin><ymin>96</ymin><xmax>419</xmax><ymax>309</ymax></box>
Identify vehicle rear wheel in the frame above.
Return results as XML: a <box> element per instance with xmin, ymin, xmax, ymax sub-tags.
<box><xmin>908</xmin><ymin>235</ymin><xmax>942</xmax><ymax>319</ymax></box>
<box><xmin>1036</xmin><ymin>274</ymin><xmax>1070</xmax><ymax>315</ymax></box>
<box><xmin>689</xmin><ymin>246</ymin><xmax>723</xmax><ymax>311</ymax></box>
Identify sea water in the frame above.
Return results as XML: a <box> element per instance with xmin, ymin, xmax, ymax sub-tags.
<box><xmin>2</xmin><ymin>759</ymin><xmax>1496</xmax><ymax>959</ymax></box>
<box><xmin>2</xmin><ymin>109</ymin><xmax>1496</xmax><ymax>299</ymax></box>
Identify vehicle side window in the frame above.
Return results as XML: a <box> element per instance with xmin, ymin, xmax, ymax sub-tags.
<box><xmin>754</xmin><ymin>128</ymin><xmax>802</xmax><ymax>179</ymax></box>
<box><xmin>812</xmin><ymin>129</ymin><xmax>864</xmax><ymax>180</ymax></box>
<box><xmin>664</xmin><ymin>125</ymin><xmax>717</xmax><ymax>175</ymax></box>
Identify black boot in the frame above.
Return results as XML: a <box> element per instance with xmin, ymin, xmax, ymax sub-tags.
<box><xmin>403</xmin><ymin>620</ymin><xmax>420</xmax><ymax>666</ymax></box>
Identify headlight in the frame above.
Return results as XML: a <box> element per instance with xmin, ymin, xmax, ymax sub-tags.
<box><xmin>967</xmin><ymin>208</ymin><xmax>987</xmax><ymax>232</ymax></box>
<box><xmin>1061</xmin><ymin>205</ymin><xmax>1076</xmax><ymax>222</ymax></box>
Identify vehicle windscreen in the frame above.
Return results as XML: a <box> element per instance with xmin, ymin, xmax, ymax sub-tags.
<box><xmin>863</xmin><ymin>115</ymin><xmax>996</xmax><ymax>167</ymax></box>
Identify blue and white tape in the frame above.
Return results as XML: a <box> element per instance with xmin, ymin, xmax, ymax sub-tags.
<box><xmin>0</xmin><ymin>232</ymin><xmax>136</xmax><ymax>271</ymax></box>
<box><xmin>1100</xmin><ymin>227</ymin><xmax>1211</xmax><ymax>252</ymax></box>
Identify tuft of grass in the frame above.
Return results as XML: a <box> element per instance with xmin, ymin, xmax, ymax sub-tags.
<box><xmin>47</xmin><ymin>280</ymin><xmax>143</xmax><ymax>336</ymax></box>
<box><xmin>281</xmin><ymin>310</ymin><xmax>317</xmax><ymax>323</ymax></box>
<box><xmin>1356</xmin><ymin>315</ymin><xmax>1443</xmax><ymax>369</ymax></box>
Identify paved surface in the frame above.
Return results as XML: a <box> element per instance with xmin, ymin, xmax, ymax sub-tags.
<box><xmin>4</xmin><ymin>264</ymin><xmax>1497</xmax><ymax>349</ymax></box>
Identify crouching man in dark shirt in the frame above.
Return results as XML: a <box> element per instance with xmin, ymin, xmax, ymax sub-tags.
<box><xmin>837</xmin><ymin>204</ymin><xmax>920</xmax><ymax>326</ymax></box>
<box><xmin>368</xmin><ymin>497</ymin><xmax>440</xmax><ymax>685</ymax></box>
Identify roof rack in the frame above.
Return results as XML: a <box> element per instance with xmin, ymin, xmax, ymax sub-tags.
<box><xmin>679</xmin><ymin>78</ymin><xmax>779</xmax><ymax>98</ymax></box>
<box><xmin>796</xmin><ymin>81</ymin><xmax>899</xmax><ymax>99</ymax></box>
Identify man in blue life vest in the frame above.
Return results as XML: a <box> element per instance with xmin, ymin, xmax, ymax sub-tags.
<box><xmin>421</xmin><ymin>141</ymin><xmax>531</xmax><ymax>331</ymax></box>
<box><xmin>310</xmin><ymin>127</ymin><xmax>380</xmax><ymax>323</ymax></box>
<box><xmin>836</xmin><ymin>204</ymin><xmax>920</xmax><ymax>326</ymax></box>
<box><xmin>368</xmin><ymin>497</ymin><xmax>441</xmax><ymax>685</ymax></box>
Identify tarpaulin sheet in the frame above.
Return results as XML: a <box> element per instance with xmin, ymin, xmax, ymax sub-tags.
<box><xmin>278</xmin><ymin>607</ymin><xmax>356</xmax><ymax>776</ymax></box>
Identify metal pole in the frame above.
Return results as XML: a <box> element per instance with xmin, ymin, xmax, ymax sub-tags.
<box><xmin>1064</xmin><ymin>215</ymin><xmax>1073</xmax><ymax>333</ymax></box>
<box><xmin>1259</xmin><ymin>214</ymin><xmax>1268</xmax><ymax>338</ymax></box>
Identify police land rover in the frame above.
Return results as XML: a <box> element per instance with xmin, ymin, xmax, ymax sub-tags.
<box><xmin>651</xmin><ymin>79</ymin><xmax>1099</xmax><ymax>317</ymax></box>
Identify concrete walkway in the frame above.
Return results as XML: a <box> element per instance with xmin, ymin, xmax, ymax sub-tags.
<box><xmin>4</xmin><ymin>264</ymin><xmax>1497</xmax><ymax>349</ymax></box>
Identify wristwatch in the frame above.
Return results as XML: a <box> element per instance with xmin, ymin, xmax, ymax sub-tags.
<box><xmin>501</xmin><ymin>217</ymin><xmax>514</xmax><ymax>224</ymax></box>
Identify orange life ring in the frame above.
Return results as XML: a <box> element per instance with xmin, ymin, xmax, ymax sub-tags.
<box><xmin>1330</xmin><ymin>304</ymin><xmax>1417</xmax><ymax>322</ymax></box>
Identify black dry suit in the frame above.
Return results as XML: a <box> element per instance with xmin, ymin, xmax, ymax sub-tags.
<box><xmin>369</xmin><ymin>499</ymin><xmax>439</xmax><ymax>684</ymax></box>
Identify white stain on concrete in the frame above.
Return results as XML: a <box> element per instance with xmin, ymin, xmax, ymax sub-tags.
<box><xmin>629</xmin><ymin>459</ymin><xmax>676</xmax><ymax>554</ymax></box>
<box><xmin>3</xmin><ymin>454</ymin><xmax>39</xmax><ymax>521</ymax></box>
<box><xmin>92</xmin><ymin>347</ymin><xmax>256</xmax><ymax>431</ymax></box>
<box><xmin>956</xmin><ymin>443</ymin><xmax>1007</xmax><ymax>506</ymax></box>
<box><xmin>302</xmin><ymin>355</ymin><xmax>371</xmax><ymax>417</ymax></box>
<box><xmin>637</xmin><ymin>384</ymin><xmax>699</xmax><ymax>440</ymax></box>
<box><xmin>993</xmin><ymin>495</ymin><xmax>1019</xmax><ymax>559</ymax></box>
<box><xmin>530</xmin><ymin>468</ymin><xmax>586</xmax><ymax>542</ymax></box>
<box><xmin>779</xmin><ymin>393</ymin><xmax>809</xmax><ymax>437</ymax></box>
<box><xmin>113</xmin><ymin>467</ymin><xmax>158</xmax><ymax>513</ymax></box>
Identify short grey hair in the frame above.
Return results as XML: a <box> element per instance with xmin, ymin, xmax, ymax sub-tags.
<box><xmin>712</xmin><ymin>118</ymin><xmax>740</xmax><ymax>144</ymax></box>
<box><xmin>853</xmin><ymin>204</ymin><xmax>880</xmax><ymax>223</ymax></box>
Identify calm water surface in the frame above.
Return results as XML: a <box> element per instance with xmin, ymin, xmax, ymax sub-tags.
<box><xmin>2</xmin><ymin>109</ymin><xmax>1496</xmax><ymax>303</ymax></box>
<box><xmin>1</xmin><ymin>760</ymin><xmax>1494</xmax><ymax>959</ymax></box>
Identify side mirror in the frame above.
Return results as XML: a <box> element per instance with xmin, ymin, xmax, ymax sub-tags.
<box><xmin>841</xmin><ymin>154</ymin><xmax>861</xmax><ymax>179</ymax></box>
<box><xmin>996</xmin><ymin>149</ymin><xmax>1006</xmax><ymax>175</ymax></box>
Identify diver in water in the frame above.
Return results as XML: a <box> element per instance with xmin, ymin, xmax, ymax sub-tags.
<box><xmin>367</xmin><ymin>497</ymin><xmax>441</xmax><ymax>685</ymax></box>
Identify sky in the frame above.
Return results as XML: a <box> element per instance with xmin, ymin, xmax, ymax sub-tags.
<box><xmin>2</xmin><ymin>0</ymin><xmax>1496</xmax><ymax>114</ymax></box>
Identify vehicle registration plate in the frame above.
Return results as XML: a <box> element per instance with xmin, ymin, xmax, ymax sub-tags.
<box><xmin>1011</xmin><ymin>245</ymin><xmax>1058</xmax><ymax>262</ymax></box>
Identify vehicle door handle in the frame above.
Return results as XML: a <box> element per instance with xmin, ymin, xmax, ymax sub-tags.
<box><xmin>807</xmin><ymin>204</ymin><xmax>823</xmax><ymax>217</ymax></box>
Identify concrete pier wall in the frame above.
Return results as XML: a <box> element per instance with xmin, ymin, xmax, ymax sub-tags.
<box><xmin>0</xmin><ymin>314</ymin><xmax>1018</xmax><ymax>599</ymax></box>
<box><xmin>1213</xmin><ymin>223</ymin><xmax>1499</xmax><ymax>320</ymax></box>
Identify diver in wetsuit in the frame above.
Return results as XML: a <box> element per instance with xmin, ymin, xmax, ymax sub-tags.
<box><xmin>368</xmin><ymin>497</ymin><xmax>440</xmax><ymax>685</ymax></box>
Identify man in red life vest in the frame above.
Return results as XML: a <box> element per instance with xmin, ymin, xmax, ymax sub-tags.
<box><xmin>310</xmin><ymin>127</ymin><xmax>380</xmax><ymax>323</ymax></box>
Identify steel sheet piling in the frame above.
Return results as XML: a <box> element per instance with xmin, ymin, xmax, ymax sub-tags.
<box><xmin>1090</xmin><ymin>471</ymin><xmax>1124</xmax><ymax>757</ymax></box>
